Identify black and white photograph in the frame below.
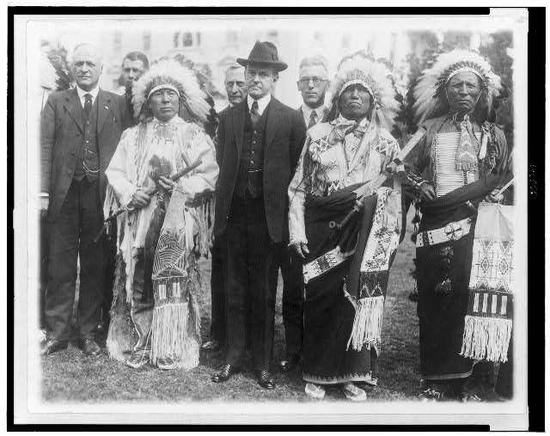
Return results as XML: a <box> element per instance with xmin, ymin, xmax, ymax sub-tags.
<box><xmin>10</xmin><ymin>7</ymin><xmax>537</xmax><ymax>429</ymax></box>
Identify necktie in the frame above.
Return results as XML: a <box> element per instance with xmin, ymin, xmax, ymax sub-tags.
<box><xmin>84</xmin><ymin>93</ymin><xmax>93</xmax><ymax>119</ymax></box>
<box><xmin>308</xmin><ymin>110</ymin><xmax>317</xmax><ymax>129</ymax></box>
<box><xmin>250</xmin><ymin>100</ymin><xmax>260</xmax><ymax>128</ymax></box>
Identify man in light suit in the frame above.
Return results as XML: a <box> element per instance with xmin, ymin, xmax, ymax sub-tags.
<box><xmin>212</xmin><ymin>41</ymin><xmax>306</xmax><ymax>389</ymax></box>
<box><xmin>202</xmin><ymin>63</ymin><xmax>247</xmax><ymax>353</ymax></box>
<box><xmin>40</xmin><ymin>43</ymin><xmax>129</xmax><ymax>356</ymax></box>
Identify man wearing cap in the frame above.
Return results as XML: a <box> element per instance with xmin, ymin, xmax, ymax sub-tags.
<box><xmin>40</xmin><ymin>43</ymin><xmax>129</xmax><ymax>356</ymax></box>
<box><xmin>212</xmin><ymin>41</ymin><xmax>306</xmax><ymax>389</ymax></box>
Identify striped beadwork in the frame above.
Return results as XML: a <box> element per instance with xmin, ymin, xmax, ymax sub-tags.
<box><xmin>434</xmin><ymin>132</ymin><xmax>480</xmax><ymax>197</ymax></box>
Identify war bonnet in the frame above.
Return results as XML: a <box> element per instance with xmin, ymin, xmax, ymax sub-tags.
<box><xmin>412</xmin><ymin>49</ymin><xmax>503</xmax><ymax>124</ymax></box>
<box><xmin>132</xmin><ymin>59</ymin><xmax>211</xmax><ymax>124</ymax></box>
<box><xmin>330</xmin><ymin>52</ymin><xmax>400</xmax><ymax>131</ymax></box>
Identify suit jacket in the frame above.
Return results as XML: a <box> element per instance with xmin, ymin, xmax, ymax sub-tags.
<box><xmin>41</xmin><ymin>87</ymin><xmax>130</xmax><ymax>221</ymax></box>
<box><xmin>214</xmin><ymin>97</ymin><xmax>306</xmax><ymax>243</ymax></box>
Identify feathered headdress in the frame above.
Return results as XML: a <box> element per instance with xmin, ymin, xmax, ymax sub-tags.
<box><xmin>412</xmin><ymin>49</ymin><xmax>503</xmax><ymax>124</ymax></box>
<box><xmin>132</xmin><ymin>59</ymin><xmax>211</xmax><ymax>124</ymax></box>
<box><xmin>329</xmin><ymin>52</ymin><xmax>400</xmax><ymax>130</ymax></box>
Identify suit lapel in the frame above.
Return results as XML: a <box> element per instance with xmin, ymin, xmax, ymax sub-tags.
<box><xmin>264</xmin><ymin>97</ymin><xmax>280</xmax><ymax>152</ymax></box>
<box><xmin>232</xmin><ymin>100</ymin><xmax>246</xmax><ymax>158</ymax></box>
<box><xmin>62</xmin><ymin>89</ymin><xmax>84</xmax><ymax>134</ymax></box>
<box><xmin>96</xmin><ymin>90</ymin><xmax>111</xmax><ymax>136</ymax></box>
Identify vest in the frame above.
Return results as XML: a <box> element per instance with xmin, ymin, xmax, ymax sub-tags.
<box><xmin>234</xmin><ymin>103</ymin><xmax>269</xmax><ymax>199</ymax></box>
<box><xmin>73</xmin><ymin>98</ymin><xmax>100</xmax><ymax>182</ymax></box>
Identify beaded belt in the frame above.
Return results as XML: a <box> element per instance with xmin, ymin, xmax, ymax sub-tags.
<box><xmin>416</xmin><ymin>217</ymin><xmax>472</xmax><ymax>248</ymax></box>
<box><xmin>303</xmin><ymin>246</ymin><xmax>349</xmax><ymax>284</ymax></box>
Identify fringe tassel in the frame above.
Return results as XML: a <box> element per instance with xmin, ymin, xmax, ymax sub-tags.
<box><xmin>106</xmin><ymin>256</ymin><xmax>135</xmax><ymax>362</ymax></box>
<box><xmin>150</xmin><ymin>302</ymin><xmax>200</xmax><ymax>370</ymax></box>
<box><xmin>346</xmin><ymin>295</ymin><xmax>385</xmax><ymax>351</ymax></box>
<box><xmin>460</xmin><ymin>315</ymin><xmax>512</xmax><ymax>363</ymax></box>
<box><xmin>194</xmin><ymin>198</ymin><xmax>214</xmax><ymax>258</ymax></box>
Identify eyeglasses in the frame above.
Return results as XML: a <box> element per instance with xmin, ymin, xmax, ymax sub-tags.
<box><xmin>298</xmin><ymin>77</ymin><xmax>327</xmax><ymax>87</ymax></box>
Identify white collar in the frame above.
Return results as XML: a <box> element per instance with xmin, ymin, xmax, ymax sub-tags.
<box><xmin>247</xmin><ymin>94</ymin><xmax>271</xmax><ymax>116</ymax></box>
<box><xmin>76</xmin><ymin>85</ymin><xmax>100</xmax><ymax>106</ymax></box>
<box><xmin>301</xmin><ymin>103</ymin><xmax>326</xmax><ymax>123</ymax></box>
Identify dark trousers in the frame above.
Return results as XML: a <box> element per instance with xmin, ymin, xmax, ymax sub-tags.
<box><xmin>269</xmin><ymin>244</ymin><xmax>304</xmax><ymax>358</ymax></box>
<box><xmin>39</xmin><ymin>215</ymin><xmax>49</xmax><ymax>329</ymax></box>
<box><xmin>45</xmin><ymin>177</ymin><xmax>104</xmax><ymax>341</ymax></box>
<box><xmin>209</xmin><ymin>234</ymin><xmax>226</xmax><ymax>343</ymax></box>
<box><xmin>495</xmin><ymin>338</ymin><xmax>513</xmax><ymax>398</ymax></box>
<box><xmin>224</xmin><ymin>194</ymin><xmax>276</xmax><ymax>370</ymax></box>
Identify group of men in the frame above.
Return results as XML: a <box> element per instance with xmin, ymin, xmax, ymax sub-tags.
<box><xmin>39</xmin><ymin>39</ymin><xmax>513</xmax><ymax>400</ymax></box>
<box><xmin>40</xmin><ymin>41</ymin><xmax>330</xmax><ymax>389</ymax></box>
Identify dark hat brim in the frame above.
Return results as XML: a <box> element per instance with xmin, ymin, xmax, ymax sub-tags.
<box><xmin>236</xmin><ymin>57</ymin><xmax>288</xmax><ymax>72</ymax></box>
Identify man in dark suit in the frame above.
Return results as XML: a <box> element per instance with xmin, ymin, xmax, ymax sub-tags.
<box><xmin>212</xmin><ymin>41</ymin><xmax>306</xmax><ymax>389</ymax></box>
<box><xmin>202</xmin><ymin>63</ymin><xmax>247</xmax><ymax>353</ymax></box>
<box><xmin>272</xmin><ymin>55</ymin><xmax>332</xmax><ymax>373</ymax></box>
<box><xmin>40</xmin><ymin>43</ymin><xmax>129</xmax><ymax>356</ymax></box>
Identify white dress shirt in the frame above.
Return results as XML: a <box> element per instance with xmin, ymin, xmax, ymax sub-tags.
<box><xmin>300</xmin><ymin>103</ymin><xmax>327</xmax><ymax>127</ymax></box>
<box><xmin>76</xmin><ymin>85</ymin><xmax>100</xmax><ymax>108</ymax></box>
<box><xmin>247</xmin><ymin>93</ymin><xmax>271</xmax><ymax>116</ymax></box>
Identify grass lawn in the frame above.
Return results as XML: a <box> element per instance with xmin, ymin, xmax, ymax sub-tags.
<box><xmin>41</xmin><ymin>224</ymin><xmax>423</xmax><ymax>404</ymax></box>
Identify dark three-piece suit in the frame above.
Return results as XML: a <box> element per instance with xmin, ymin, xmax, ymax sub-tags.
<box><xmin>214</xmin><ymin>97</ymin><xmax>306</xmax><ymax>371</ymax></box>
<box><xmin>41</xmin><ymin>87</ymin><xmax>129</xmax><ymax>342</ymax></box>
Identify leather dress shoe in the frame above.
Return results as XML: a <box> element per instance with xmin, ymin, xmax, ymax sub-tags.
<box><xmin>41</xmin><ymin>339</ymin><xmax>68</xmax><ymax>356</ymax></box>
<box><xmin>212</xmin><ymin>364</ymin><xmax>240</xmax><ymax>383</ymax></box>
<box><xmin>201</xmin><ymin>339</ymin><xmax>223</xmax><ymax>352</ymax></box>
<box><xmin>255</xmin><ymin>369</ymin><xmax>276</xmax><ymax>389</ymax></box>
<box><xmin>279</xmin><ymin>354</ymin><xmax>300</xmax><ymax>373</ymax></box>
<box><xmin>80</xmin><ymin>338</ymin><xmax>101</xmax><ymax>356</ymax></box>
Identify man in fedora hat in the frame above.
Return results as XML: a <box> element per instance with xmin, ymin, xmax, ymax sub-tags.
<box><xmin>212</xmin><ymin>41</ymin><xmax>306</xmax><ymax>389</ymax></box>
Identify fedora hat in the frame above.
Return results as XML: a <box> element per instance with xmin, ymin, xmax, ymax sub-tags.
<box><xmin>237</xmin><ymin>41</ymin><xmax>288</xmax><ymax>72</ymax></box>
